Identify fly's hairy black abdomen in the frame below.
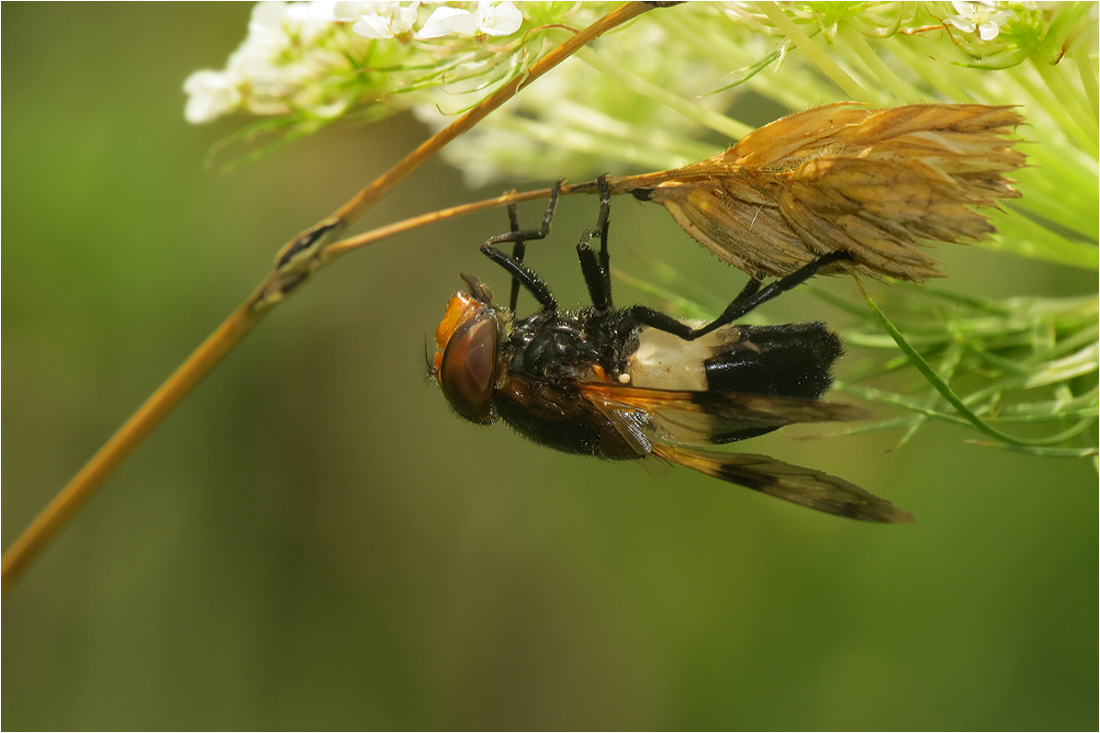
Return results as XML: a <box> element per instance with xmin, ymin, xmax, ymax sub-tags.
<box><xmin>703</xmin><ymin>322</ymin><xmax>841</xmax><ymax>400</ymax></box>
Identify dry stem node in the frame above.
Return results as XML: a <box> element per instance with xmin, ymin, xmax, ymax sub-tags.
<box><xmin>613</xmin><ymin>103</ymin><xmax>1027</xmax><ymax>283</ymax></box>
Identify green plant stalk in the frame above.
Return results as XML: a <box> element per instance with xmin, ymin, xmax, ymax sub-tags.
<box><xmin>809</xmin><ymin>27</ymin><xmax>883</xmax><ymax>104</ymax></box>
<box><xmin>883</xmin><ymin>38</ymin><xmax>976</xmax><ymax>103</ymax></box>
<box><xmin>838</xmin><ymin>26</ymin><xmax>924</xmax><ymax>103</ymax></box>
<box><xmin>833</xmin><ymin>381</ymin><xmax>980</xmax><ymax>427</ymax></box>
<box><xmin>575</xmin><ymin>46</ymin><xmax>753</xmax><ymax>140</ymax></box>
<box><xmin>549</xmin><ymin>97</ymin><xmax>724</xmax><ymax>159</ymax></box>
<box><xmin>968</xmin><ymin>443</ymin><xmax>1098</xmax><ymax>458</ymax></box>
<box><xmin>994</xmin><ymin>390</ymin><xmax>1099</xmax><ymax>419</ymax></box>
<box><xmin>649</xmin><ymin>10</ymin><xmax>810</xmax><ymax>112</ymax></box>
<box><xmin>495</xmin><ymin>114</ymin><xmax>710</xmax><ymax>171</ymax></box>
<box><xmin>1019</xmin><ymin>344</ymin><xmax>1099</xmax><ymax>389</ymax></box>
<box><xmin>1027</xmin><ymin>322</ymin><xmax>1100</xmax><ymax>364</ymax></box>
<box><xmin>896</xmin><ymin>337</ymin><xmax>964</xmax><ymax>448</ymax></box>
<box><xmin>1003</xmin><ymin>175</ymin><xmax>1096</xmax><ymax>242</ymax></box>
<box><xmin>1006</xmin><ymin>63</ymin><xmax>1098</xmax><ymax>154</ymax></box>
<box><xmin>960</xmin><ymin>354</ymin><xmax>1097</xmax><ymax>408</ymax></box>
<box><xmin>962</xmin><ymin>341</ymin><xmax>1037</xmax><ymax>375</ymax></box>
<box><xmin>758</xmin><ymin>4</ymin><xmax>874</xmax><ymax>103</ymax></box>
<box><xmin>652</xmin><ymin>10</ymin><xmax>749</xmax><ymax>80</ymax></box>
<box><xmin>980</xmin><ymin>209</ymin><xmax>1099</xmax><ymax>271</ymax></box>
<box><xmin>834</xmin><ymin>382</ymin><xmax>1097</xmax><ymax>425</ymax></box>
<box><xmin>858</xmin><ymin>284</ymin><xmax>1091</xmax><ymax>448</ymax></box>
<box><xmin>1072</xmin><ymin>46</ymin><xmax>1099</xmax><ymax>115</ymax></box>
<box><xmin>1032</xmin><ymin>56</ymin><xmax>1100</xmax><ymax>144</ymax></box>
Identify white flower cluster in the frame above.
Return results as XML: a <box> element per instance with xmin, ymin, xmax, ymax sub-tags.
<box><xmin>354</xmin><ymin>0</ymin><xmax>522</xmax><ymax>40</ymax></box>
<box><xmin>183</xmin><ymin>0</ymin><xmax>527</xmax><ymax>125</ymax></box>
<box><xmin>945</xmin><ymin>1</ymin><xmax>1014</xmax><ymax>41</ymax></box>
<box><xmin>184</xmin><ymin>1</ymin><xmax>1083</xmax><ymax>186</ymax></box>
<box><xmin>185</xmin><ymin>3</ymin><xmax>362</xmax><ymax>124</ymax></box>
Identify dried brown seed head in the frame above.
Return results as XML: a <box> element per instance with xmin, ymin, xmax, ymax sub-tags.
<box><xmin>612</xmin><ymin>103</ymin><xmax>1026</xmax><ymax>283</ymax></box>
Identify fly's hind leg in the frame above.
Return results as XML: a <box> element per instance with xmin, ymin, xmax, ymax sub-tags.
<box><xmin>629</xmin><ymin>250</ymin><xmax>853</xmax><ymax>341</ymax></box>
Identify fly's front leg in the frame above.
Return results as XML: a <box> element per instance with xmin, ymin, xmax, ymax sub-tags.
<box><xmin>484</xmin><ymin>179</ymin><xmax>562</xmax><ymax>249</ymax></box>
<box><xmin>483</xmin><ymin>180</ymin><xmax>563</xmax><ymax>312</ymax></box>
<box><xmin>480</xmin><ymin>243</ymin><xmax>557</xmax><ymax>311</ymax></box>
<box><xmin>506</xmin><ymin>203</ymin><xmax>524</xmax><ymax>312</ymax></box>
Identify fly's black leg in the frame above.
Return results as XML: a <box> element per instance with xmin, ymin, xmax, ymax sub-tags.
<box><xmin>596</xmin><ymin>175</ymin><xmax>613</xmax><ymax>308</ymax></box>
<box><xmin>507</xmin><ymin>200</ymin><xmax>521</xmax><ymax>236</ymax></box>
<box><xmin>593</xmin><ymin>175</ymin><xmax>612</xmax><ymax>299</ymax></box>
<box><xmin>576</xmin><ymin>175</ymin><xmax>614</xmax><ymax>312</ymax></box>
<box><xmin>484</xmin><ymin>180</ymin><xmax>561</xmax><ymax>248</ymax></box>
<box><xmin>480</xmin><ymin>243</ymin><xmax>557</xmax><ymax>311</ymax></box>
<box><xmin>630</xmin><ymin>251</ymin><xmax>853</xmax><ymax>341</ymax></box>
<box><xmin>482</xmin><ymin>180</ymin><xmax>563</xmax><ymax>312</ymax></box>
<box><xmin>506</xmin><ymin>203</ymin><xmax>524</xmax><ymax>312</ymax></box>
<box><xmin>725</xmin><ymin>250</ymin><xmax>851</xmax><ymax>318</ymax></box>
<box><xmin>576</xmin><ymin>226</ymin><xmax>609</xmax><ymax>312</ymax></box>
<box><xmin>735</xmin><ymin>275</ymin><xmax>763</xmax><ymax>302</ymax></box>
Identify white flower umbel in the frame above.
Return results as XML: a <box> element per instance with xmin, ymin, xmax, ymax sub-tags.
<box><xmin>418</xmin><ymin>1</ymin><xmax>522</xmax><ymax>39</ymax></box>
<box><xmin>183</xmin><ymin>70</ymin><xmax>243</xmax><ymax>124</ymax></box>
<box><xmin>351</xmin><ymin>1</ymin><xmax>419</xmax><ymax>40</ymax></box>
<box><xmin>183</xmin><ymin>0</ymin><xmax>552</xmax><ymax>139</ymax></box>
<box><xmin>946</xmin><ymin>1</ymin><xmax>1014</xmax><ymax>41</ymax></box>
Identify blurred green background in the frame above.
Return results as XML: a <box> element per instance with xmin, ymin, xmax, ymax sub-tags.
<box><xmin>3</xmin><ymin>5</ymin><xmax>1096</xmax><ymax>730</ymax></box>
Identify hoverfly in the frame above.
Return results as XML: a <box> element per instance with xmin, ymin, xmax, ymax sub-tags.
<box><xmin>431</xmin><ymin>178</ymin><xmax>913</xmax><ymax>523</ymax></box>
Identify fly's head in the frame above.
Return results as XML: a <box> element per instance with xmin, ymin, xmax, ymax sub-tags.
<box><xmin>432</xmin><ymin>274</ymin><xmax>504</xmax><ymax>425</ymax></box>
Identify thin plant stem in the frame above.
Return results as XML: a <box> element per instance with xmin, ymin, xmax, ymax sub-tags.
<box><xmin>969</xmin><ymin>444</ymin><xmax>1097</xmax><ymax>458</ymax></box>
<box><xmin>886</xmin><ymin>40</ymin><xmax>976</xmax><ymax>103</ymax></box>
<box><xmin>494</xmin><ymin>113</ymin><xmax>712</xmax><ymax>170</ymax></box>
<box><xmin>324</xmin><ymin>187</ymin><xmax>559</xmax><ymax>262</ymax></box>
<box><xmin>574</xmin><ymin>46</ymin><xmax>753</xmax><ymax>140</ymax></box>
<box><xmin>1073</xmin><ymin>46</ymin><xmax>1098</xmax><ymax>117</ymax></box>
<box><xmin>857</xmin><ymin>282</ymin><xmax>1091</xmax><ymax>448</ymax></box>
<box><xmin>0</xmin><ymin>1</ymin><xmax>658</xmax><ymax>596</ymax></box>
<box><xmin>838</xmin><ymin>26</ymin><xmax>924</xmax><ymax>104</ymax></box>
<box><xmin>895</xmin><ymin>338</ymin><xmax>963</xmax><ymax>449</ymax></box>
<box><xmin>758</xmin><ymin>4</ymin><xmax>874</xmax><ymax>103</ymax></box>
<box><xmin>1031</xmin><ymin>58</ymin><xmax>1099</xmax><ymax>148</ymax></box>
<box><xmin>1005</xmin><ymin>63</ymin><xmax>1097</xmax><ymax>155</ymax></box>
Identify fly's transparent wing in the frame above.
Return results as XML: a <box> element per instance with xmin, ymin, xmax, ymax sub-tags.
<box><xmin>579</xmin><ymin>382</ymin><xmax>870</xmax><ymax>446</ymax></box>
<box><xmin>652</xmin><ymin>445</ymin><xmax>914</xmax><ymax>524</ymax></box>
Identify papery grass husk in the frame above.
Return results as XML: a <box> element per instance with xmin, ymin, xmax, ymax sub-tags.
<box><xmin>609</xmin><ymin>103</ymin><xmax>1027</xmax><ymax>283</ymax></box>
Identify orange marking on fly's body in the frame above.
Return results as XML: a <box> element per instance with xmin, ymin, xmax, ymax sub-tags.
<box><xmin>435</xmin><ymin>292</ymin><xmax>485</xmax><ymax>354</ymax></box>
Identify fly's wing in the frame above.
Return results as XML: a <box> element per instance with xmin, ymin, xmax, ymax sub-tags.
<box><xmin>578</xmin><ymin>382</ymin><xmax>871</xmax><ymax>447</ymax></box>
<box><xmin>652</xmin><ymin>444</ymin><xmax>914</xmax><ymax>524</ymax></box>
<box><xmin>578</xmin><ymin>382</ymin><xmax>911</xmax><ymax>523</ymax></box>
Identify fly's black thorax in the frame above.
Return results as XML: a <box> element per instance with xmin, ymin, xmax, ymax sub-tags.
<box><xmin>503</xmin><ymin>307</ymin><xmax>639</xmax><ymax>383</ymax></box>
<box><xmin>490</xmin><ymin>307</ymin><xmax>643</xmax><ymax>459</ymax></box>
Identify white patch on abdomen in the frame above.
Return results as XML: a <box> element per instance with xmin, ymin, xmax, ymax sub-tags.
<box><xmin>627</xmin><ymin>325</ymin><xmax>742</xmax><ymax>391</ymax></box>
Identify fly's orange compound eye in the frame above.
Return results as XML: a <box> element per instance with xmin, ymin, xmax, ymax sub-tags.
<box><xmin>439</xmin><ymin>313</ymin><xmax>498</xmax><ymax>424</ymax></box>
